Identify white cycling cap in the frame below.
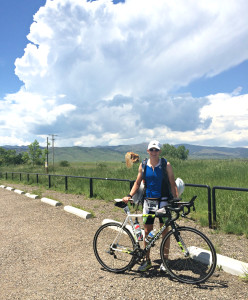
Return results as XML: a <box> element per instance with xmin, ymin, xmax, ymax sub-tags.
<box><xmin>147</xmin><ymin>140</ymin><xmax>161</xmax><ymax>150</ymax></box>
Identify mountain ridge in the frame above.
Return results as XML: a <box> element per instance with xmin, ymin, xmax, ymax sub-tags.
<box><xmin>1</xmin><ymin>143</ymin><xmax>248</xmax><ymax>162</ymax></box>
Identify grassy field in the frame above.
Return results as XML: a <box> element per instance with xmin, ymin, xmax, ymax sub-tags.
<box><xmin>1</xmin><ymin>159</ymin><xmax>248</xmax><ymax>237</ymax></box>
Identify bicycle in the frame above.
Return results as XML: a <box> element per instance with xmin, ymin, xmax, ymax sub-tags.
<box><xmin>93</xmin><ymin>196</ymin><xmax>217</xmax><ymax>284</ymax></box>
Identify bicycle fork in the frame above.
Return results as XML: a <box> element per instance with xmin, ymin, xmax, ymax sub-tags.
<box><xmin>171</xmin><ymin>225</ymin><xmax>190</xmax><ymax>257</ymax></box>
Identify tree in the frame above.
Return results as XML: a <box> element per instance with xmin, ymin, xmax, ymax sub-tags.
<box><xmin>0</xmin><ymin>147</ymin><xmax>26</xmax><ymax>165</ymax></box>
<box><xmin>161</xmin><ymin>144</ymin><xmax>177</xmax><ymax>158</ymax></box>
<box><xmin>28</xmin><ymin>140</ymin><xmax>43</xmax><ymax>166</ymax></box>
<box><xmin>160</xmin><ymin>144</ymin><xmax>189</xmax><ymax>160</ymax></box>
<box><xmin>176</xmin><ymin>145</ymin><xmax>189</xmax><ymax>160</ymax></box>
<box><xmin>0</xmin><ymin>147</ymin><xmax>6</xmax><ymax>165</ymax></box>
<box><xmin>59</xmin><ymin>160</ymin><xmax>70</xmax><ymax>167</ymax></box>
<box><xmin>22</xmin><ymin>152</ymin><xmax>30</xmax><ymax>164</ymax></box>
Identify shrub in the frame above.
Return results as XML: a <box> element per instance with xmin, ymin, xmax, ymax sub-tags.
<box><xmin>59</xmin><ymin>160</ymin><xmax>70</xmax><ymax>167</ymax></box>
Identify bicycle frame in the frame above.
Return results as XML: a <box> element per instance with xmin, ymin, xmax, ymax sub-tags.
<box><xmin>111</xmin><ymin>205</ymin><xmax>190</xmax><ymax>259</ymax></box>
<box><xmin>115</xmin><ymin>206</ymin><xmax>170</xmax><ymax>253</ymax></box>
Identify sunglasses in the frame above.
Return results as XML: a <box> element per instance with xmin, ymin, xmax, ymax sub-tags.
<box><xmin>149</xmin><ymin>148</ymin><xmax>160</xmax><ymax>152</ymax></box>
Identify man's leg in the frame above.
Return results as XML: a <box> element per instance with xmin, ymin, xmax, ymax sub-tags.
<box><xmin>160</xmin><ymin>223</ymin><xmax>170</xmax><ymax>259</ymax></box>
<box><xmin>137</xmin><ymin>223</ymin><xmax>153</xmax><ymax>272</ymax></box>
<box><xmin>144</xmin><ymin>224</ymin><xmax>153</xmax><ymax>260</ymax></box>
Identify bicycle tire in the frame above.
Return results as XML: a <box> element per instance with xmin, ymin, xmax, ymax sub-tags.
<box><xmin>93</xmin><ymin>222</ymin><xmax>136</xmax><ymax>273</ymax></box>
<box><xmin>160</xmin><ymin>226</ymin><xmax>216</xmax><ymax>284</ymax></box>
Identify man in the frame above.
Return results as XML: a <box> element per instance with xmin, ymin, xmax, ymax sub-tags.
<box><xmin>123</xmin><ymin>140</ymin><xmax>178</xmax><ymax>272</ymax></box>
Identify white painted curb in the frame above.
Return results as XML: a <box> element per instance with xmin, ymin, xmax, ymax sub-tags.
<box><xmin>216</xmin><ymin>253</ymin><xmax>248</xmax><ymax>276</ymax></box>
<box><xmin>6</xmin><ymin>187</ymin><xmax>14</xmax><ymax>191</ymax></box>
<box><xmin>41</xmin><ymin>197</ymin><xmax>62</xmax><ymax>207</ymax></box>
<box><xmin>14</xmin><ymin>189</ymin><xmax>25</xmax><ymax>195</ymax></box>
<box><xmin>189</xmin><ymin>246</ymin><xmax>248</xmax><ymax>276</ymax></box>
<box><xmin>0</xmin><ymin>185</ymin><xmax>6</xmax><ymax>188</ymax></box>
<box><xmin>25</xmin><ymin>193</ymin><xmax>39</xmax><ymax>199</ymax></box>
<box><xmin>64</xmin><ymin>206</ymin><xmax>92</xmax><ymax>219</ymax></box>
<box><xmin>102</xmin><ymin>219</ymin><xmax>122</xmax><ymax>225</ymax></box>
<box><xmin>188</xmin><ymin>246</ymin><xmax>213</xmax><ymax>265</ymax></box>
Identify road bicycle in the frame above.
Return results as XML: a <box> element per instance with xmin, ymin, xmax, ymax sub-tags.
<box><xmin>93</xmin><ymin>196</ymin><xmax>217</xmax><ymax>284</ymax></box>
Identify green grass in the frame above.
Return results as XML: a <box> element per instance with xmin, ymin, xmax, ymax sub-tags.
<box><xmin>1</xmin><ymin>159</ymin><xmax>248</xmax><ymax>236</ymax></box>
<box><xmin>239</xmin><ymin>265</ymin><xmax>248</xmax><ymax>283</ymax></box>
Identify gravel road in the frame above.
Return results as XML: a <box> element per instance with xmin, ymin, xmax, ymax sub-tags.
<box><xmin>0</xmin><ymin>184</ymin><xmax>247</xmax><ymax>300</ymax></box>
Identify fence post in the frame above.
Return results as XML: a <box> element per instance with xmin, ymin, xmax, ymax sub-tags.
<box><xmin>65</xmin><ymin>176</ymin><xmax>68</xmax><ymax>191</ymax></box>
<box><xmin>27</xmin><ymin>173</ymin><xmax>29</xmax><ymax>182</ymax></box>
<box><xmin>90</xmin><ymin>178</ymin><xmax>93</xmax><ymax>198</ymax></box>
<box><xmin>207</xmin><ymin>186</ymin><xmax>212</xmax><ymax>229</ymax></box>
<box><xmin>20</xmin><ymin>173</ymin><xmax>22</xmax><ymax>181</ymax></box>
<box><xmin>36</xmin><ymin>174</ymin><xmax>39</xmax><ymax>184</ymax></box>
<box><xmin>212</xmin><ymin>187</ymin><xmax>217</xmax><ymax>229</ymax></box>
<box><xmin>48</xmin><ymin>175</ymin><xmax>51</xmax><ymax>188</ymax></box>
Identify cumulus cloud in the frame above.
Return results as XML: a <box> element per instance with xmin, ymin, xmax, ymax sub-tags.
<box><xmin>0</xmin><ymin>0</ymin><xmax>248</xmax><ymax>147</ymax></box>
<box><xmin>198</xmin><ymin>93</ymin><xmax>248</xmax><ymax>146</ymax></box>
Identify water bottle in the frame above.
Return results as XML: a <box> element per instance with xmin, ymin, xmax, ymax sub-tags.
<box><xmin>134</xmin><ymin>218</ymin><xmax>143</xmax><ymax>241</ymax></box>
<box><xmin>145</xmin><ymin>229</ymin><xmax>156</xmax><ymax>243</ymax></box>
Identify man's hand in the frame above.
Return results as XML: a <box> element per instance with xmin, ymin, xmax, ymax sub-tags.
<box><xmin>122</xmin><ymin>196</ymin><xmax>132</xmax><ymax>204</ymax></box>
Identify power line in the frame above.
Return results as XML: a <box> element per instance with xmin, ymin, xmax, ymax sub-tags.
<box><xmin>48</xmin><ymin>134</ymin><xmax>58</xmax><ymax>172</ymax></box>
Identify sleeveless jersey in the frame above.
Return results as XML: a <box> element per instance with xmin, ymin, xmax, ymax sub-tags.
<box><xmin>142</xmin><ymin>157</ymin><xmax>173</xmax><ymax>200</ymax></box>
<box><xmin>145</xmin><ymin>159</ymin><xmax>163</xmax><ymax>198</ymax></box>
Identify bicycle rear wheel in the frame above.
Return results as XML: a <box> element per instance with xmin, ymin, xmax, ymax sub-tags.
<box><xmin>160</xmin><ymin>226</ymin><xmax>216</xmax><ymax>284</ymax></box>
<box><xmin>93</xmin><ymin>222</ymin><xmax>136</xmax><ymax>273</ymax></box>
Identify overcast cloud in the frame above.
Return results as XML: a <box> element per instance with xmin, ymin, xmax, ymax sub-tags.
<box><xmin>0</xmin><ymin>0</ymin><xmax>248</xmax><ymax>147</ymax></box>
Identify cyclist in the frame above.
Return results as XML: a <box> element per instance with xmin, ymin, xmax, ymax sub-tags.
<box><xmin>123</xmin><ymin>140</ymin><xmax>178</xmax><ymax>272</ymax></box>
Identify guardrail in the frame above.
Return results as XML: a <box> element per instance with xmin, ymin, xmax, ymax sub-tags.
<box><xmin>212</xmin><ymin>186</ymin><xmax>248</xmax><ymax>229</ymax></box>
<box><xmin>1</xmin><ymin>171</ymin><xmax>134</xmax><ymax>198</ymax></box>
<box><xmin>2</xmin><ymin>172</ymin><xmax>247</xmax><ymax>230</ymax></box>
<box><xmin>1</xmin><ymin>171</ymin><xmax>213</xmax><ymax>228</ymax></box>
<box><xmin>185</xmin><ymin>183</ymin><xmax>212</xmax><ymax>229</ymax></box>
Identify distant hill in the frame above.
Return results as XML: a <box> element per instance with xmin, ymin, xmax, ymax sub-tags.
<box><xmin>1</xmin><ymin>143</ymin><xmax>248</xmax><ymax>162</ymax></box>
<box><xmin>177</xmin><ymin>144</ymin><xmax>248</xmax><ymax>159</ymax></box>
<box><xmin>1</xmin><ymin>144</ymin><xmax>148</xmax><ymax>162</ymax></box>
<box><xmin>53</xmin><ymin>144</ymin><xmax>148</xmax><ymax>162</ymax></box>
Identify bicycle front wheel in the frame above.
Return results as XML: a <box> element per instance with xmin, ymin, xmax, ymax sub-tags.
<box><xmin>160</xmin><ymin>226</ymin><xmax>216</xmax><ymax>284</ymax></box>
<box><xmin>93</xmin><ymin>222</ymin><xmax>136</xmax><ymax>273</ymax></box>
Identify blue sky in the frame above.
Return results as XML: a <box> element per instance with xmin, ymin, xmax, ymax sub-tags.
<box><xmin>0</xmin><ymin>0</ymin><xmax>46</xmax><ymax>97</ymax></box>
<box><xmin>0</xmin><ymin>0</ymin><xmax>248</xmax><ymax>148</ymax></box>
<box><xmin>177</xmin><ymin>61</ymin><xmax>248</xmax><ymax>97</ymax></box>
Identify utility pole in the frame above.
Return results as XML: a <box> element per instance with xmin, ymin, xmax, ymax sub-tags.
<box><xmin>49</xmin><ymin>134</ymin><xmax>58</xmax><ymax>172</ymax></box>
<box><xmin>45</xmin><ymin>137</ymin><xmax>49</xmax><ymax>173</ymax></box>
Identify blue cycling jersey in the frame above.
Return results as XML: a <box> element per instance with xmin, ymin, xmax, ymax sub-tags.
<box><xmin>145</xmin><ymin>159</ymin><xmax>163</xmax><ymax>198</ymax></box>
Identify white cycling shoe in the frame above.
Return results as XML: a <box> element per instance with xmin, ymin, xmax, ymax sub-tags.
<box><xmin>160</xmin><ymin>263</ymin><xmax>167</xmax><ymax>272</ymax></box>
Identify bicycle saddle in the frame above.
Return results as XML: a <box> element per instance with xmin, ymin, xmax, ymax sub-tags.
<box><xmin>115</xmin><ymin>201</ymin><xmax>127</xmax><ymax>208</ymax></box>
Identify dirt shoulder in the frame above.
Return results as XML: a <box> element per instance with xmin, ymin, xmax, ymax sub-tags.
<box><xmin>0</xmin><ymin>182</ymin><xmax>247</xmax><ymax>300</ymax></box>
<box><xmin>2</xmin><ymin>182</ymin><xmax>247</xmax><ymax>263</ymax></box>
